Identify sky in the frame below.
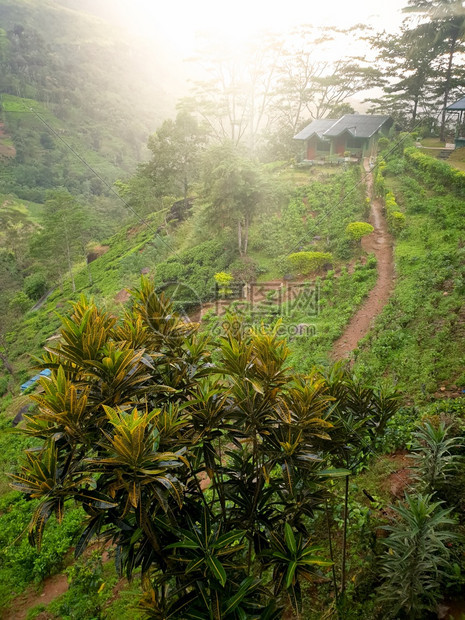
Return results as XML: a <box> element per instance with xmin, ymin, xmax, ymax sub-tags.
<box><xmin>110</xmin><ymin>0</ymin><xmax>408</xmax><ymax>55</ymax></box>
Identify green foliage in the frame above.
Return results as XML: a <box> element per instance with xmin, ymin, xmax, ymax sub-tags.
<box><xmin>10</xmin><ymin>279</ymin><xmax>400</xmax><ymax>617</ymax></box>
<box><xmin>23</xmin><ymin>272</ymin><xmax>48</xmax><ymax>301</ymax></box>
<box><xmin>0</xmin><ymin>376</ymin><xmax>8</xmax><ymax>397</ymax></box>
<box><xmin>49</xmin><ymin>552</ymin><xmax>107</xmax><ymax>620</ymax></box>
<box><xmin>378</xmin><ymin>494</ymin><xmax>457</xmax><ymax>618</ymax></box>
<box><xmin>286</xmin><ymin>251</ymin><xmax>333</xmax><ymax>275</ymax></box>
<box><xmin>410</xmin><ymin>422</ymin><xmax>463</xmax><ymax>494</ymax></box>
<box><xmin>0</xmin><ymin>492</ymin><xmax>83</xmax><ymax>608</ymax></box>
<box><xmin>384</xmin><ymin>191</ymin><xmax>406</xmax><ymax>235</ymax></box>
<box><xmin>199</xmin><ymin>142</ymin><xmax>274</xmax><ymax>256</ymax></box>
<box><xmin>405</xmin><ymin>147</ymin><xmax>465</xmax><ymax>197</ymax></box>
<box><xmin>140</xmin><ymin>111</ymin><xmax>206</xmax><ymax>200</ymax></box>
<box><xmin>374</xmin><ymin>157</ymin><xmax>387</xmax><ymax>196</ymax></box>
<box><xmin>214</xmin><ymin>271</ymin><xmax>233</xmax><ymax>297</ymax></box>
<box><xmin>9</xmin><ymin>290</ymin><xmax>31</xmax><ymax>313</ymax></box>
<box><xmin>254</xmin><ymin>167</ymin><xmax>367</xmax><ymax>264</ymax></box>
<box><xmin>345</xmin><ymin>222</ymin><xmax>374</xmax><ymax>242</ymax></box>
<box><xmin>0</xmin><ymin>0</ymin><xmax>175</xmax><ymax>197</ymax></box>
<box><xmin>155</xmin><ymin>239</ymin><xmax>234</xmax><ymax>304</ymax></box>
<box><xmin>355</xmin><ymin>153</ymin><xmax>465</xmax><ymax>399</ymax></box>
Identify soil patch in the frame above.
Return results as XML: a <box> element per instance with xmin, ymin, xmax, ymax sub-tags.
<box><xmin>114</xmin><ymin>289</ymin><xmax>131</xmax><ymax>304</ymax></box>
<box><xmin>2</xmin><ymin>573</ymin><xmax>69</xmax><ymax>620</ymax></box>
<box><xmin>381</xmin><ymin>452</ymin><xmax>414</xmax><ymax>499</ymax></box>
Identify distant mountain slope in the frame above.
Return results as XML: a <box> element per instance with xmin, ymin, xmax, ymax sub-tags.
<box><xmin>0</xmin><ymin>0</ymin><xmax>183</xmax><ymax>198</ymax></box>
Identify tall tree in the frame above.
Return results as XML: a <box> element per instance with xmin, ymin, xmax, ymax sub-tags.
<box><xmin>140</xmin><ymin>111</ymin><xmax>206</xmax><ymax>204</ymax></box>
<box><xmin>182</xmin><ymin>35</ymin><xmax>284</xmax><ymax>149</ymax></box>
<box><xmin>199</xmin><ymin>143</ymin><xmax>271</xmax><ymax>256</ymax></box>
<box><xmin>271</xmin><ymin>27</ymin><xmax>381</xmax><ymax>130</ymax></box>
<box><xmin>404</xmin><ymin>0</ymin><xmax>465</xmax><ymax>139</ymax></box>
<box><xmin>31</xmin><ymin>190</ymin><xmax>91</xmax><ymax>292</ymax></box>
<box><xmin>367</xmin><ymin>23</ymin><xmax>438</xmax><ymax>127</ymax></box>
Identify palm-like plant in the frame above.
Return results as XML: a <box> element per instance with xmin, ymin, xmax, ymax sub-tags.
<box><xmin>409</xmin><ymin>421</ymin><xmax>463</xmax><ymax>494</ymax></box>
<box><xmin>378</xmin><ymin>493</ymin><xmax>457</xmax><ymax>618</ymax></box>
<box><xmin>87</xmin><ymin>406</ymin><xmax>187</xmax><ymax>511</ymax></box>
<box><xmin>268</xmin><ymin>522</ymin><xmax>333</xmax><ymax>616</ymax></box>
<box><xmin>11</xmin><ymin>277</ymin><xmax>399</xmax><ymax>617</ymax></box>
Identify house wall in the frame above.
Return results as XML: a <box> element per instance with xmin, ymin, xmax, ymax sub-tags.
<box><xmin>335</xmin><ymin>136</ymin><xmax>346</xmax><ymax>155</ymax></box>
<box><xmin>306</xmin><ymin>137</ymin><xmax>317</xmax><ymax>160</ymax></box>
<box><xmin>305</xmin><ymin>137</ymin><xmax>331</xmax><ymax>160</ymax></box>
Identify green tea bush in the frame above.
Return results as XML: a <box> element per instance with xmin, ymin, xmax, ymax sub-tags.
<box><xmin>388</xmin><ymin>210</ymin><xmax>406</xmax><ymax>233</ymax></box>
<box><xmin>384</xmin><ymin>192</ymin><xmax>406</xmax><ymax>235</ymax></box>
<box><xmin>0</xmin><ymin>377</ymin><xmax>8</xmax><ymax>397</ymax></box>
<box><xmin>23</xmin><ymin>273</ymin><xmax>48</xmax><ymax>301</ymax></box>
<box><xmin>345</xmin><ymin>222</ymin><xmax>374</xmax><ymax>242</ymax></box>
<box><xmin>374</xmin><ymin>157</ymin><xmax>387</xmax><ymax>196</ymax></box>
<box><xmin>48</xmin><ymin>553</ymin><xmax>109</xmax><ymax>620</ymax></box>
<box><xmin>286</xmin><ymin>251</ymin><xmax>333</xmax><ymax>275</ymax></box>
<box><xmin>0</xmin><ymin>494</ymin><xmax>83</xmax><ymax>607</ymax></box>
<box><xmin>404</xmin><ymin>147</ymin><xmax>465</xmax><ymax>197</ymax></box>
<box><xmin>154</xmin><ymin>240</ymin><xmax>234</xmax><ymax>302</ymax></box>
<box><xmin>9</xmin><ymin>291</ymin><xmax>32</xmax><ymax>313</ymax></box>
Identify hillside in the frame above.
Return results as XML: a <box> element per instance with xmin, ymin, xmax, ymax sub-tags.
<box><xmin>0</xmin><ymin>0</ymin><xmax>182</xmax><ymax>199</ymax></box>
<box><xmin>2</xmin><ymin>143</ymin><xmax>465</xmax><ymax>617</ymax></box>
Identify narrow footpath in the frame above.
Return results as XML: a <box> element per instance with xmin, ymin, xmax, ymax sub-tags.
<box><xmin>331</xmin><ymin>158</ymin><xmax>394</xmax><ymax>360</ymax></box>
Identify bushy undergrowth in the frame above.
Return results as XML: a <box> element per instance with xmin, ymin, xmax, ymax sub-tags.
<box><xmin>355</xmin><ymin>152</ymin><xmax>465</xmax><ymax>399</ymax></box>
<box><xmin>203</xmin><ymin>256</ymin><xmax>378</xmax><ymax>368</ymax></box>
<box><xmin>404</xmin><ymin>146</ymin><xmax>465</xmax><ymax>196</ymax></box>
<box><xmin>253</xmin><ymin>166</ymin><xmax>368</xmax><ymax>264</ymax></box>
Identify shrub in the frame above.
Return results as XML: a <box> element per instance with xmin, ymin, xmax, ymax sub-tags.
<box><xmin>230</xmin><ymin>257</ymin><xmax>259</xmax><ymax>283</ymax></box>
<box><xmin>404</xmin><ymin>146</ymin><xmax>465</xmax><ymax>197</ymax></box>
<box><xmin>410</xmin><ymin>422</ymin><xmax>463</xmax><ymax>494</ymax></box>
<box><xmin>0</xmin><ymin>376</ymin><xmax>8</xmax><ymax>397</ymax></box>
<box><xmin>23</xmin><ymin>273</ymin><xmax>48</xmax><ymax>301</ymax></box>
<box><xmin>384</xmin><ymin>192</ymin><xmax>406</xmax><ymax>235</ymax></box>
<box><xmin>378</xmin><ymin>494</ymin><xmax>456</xmax><ymax>618</ymax></box>
<box><xmin>213</xmin><ymin>271</ymin><xmax>233</xmax><ymax>296</ymax></box>
<box><xmin>388</xmin><ymin>210</ymin><xmax>406</xmax><ymax>233</ymax></box>
<box><xmin>286</xmin><ymin>251</ymin><xmax>333</xmax><ymax>275</ymax></box>
<box><xmin>377</xmin><ymin>136</ymin><xmax>389</xmax><ymax>152</ymax></box>
<box><xmin>11</xmin><ymin>281</ymin><xmax>400</xmax><ymax>618</ymax></box>
<box><xmin>345</xmin><ymin>222</ymin><xmax>374</xmax><ymax>242</ymax></box>
<box><xmin>9</xmin><ymin>291</ymin><xmax>32</xmax><ymax>313</ymax></box>
<box><xmin>375</xmin><ymin>157</ymin><xmax>387</xmax><ymax>196</ymax></box>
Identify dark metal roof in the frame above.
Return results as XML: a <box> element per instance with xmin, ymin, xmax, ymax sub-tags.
<box><xmin>323</xmin><ymin>114</ymin><xmax>392</xmax><ymax>139</ymax></box>
<box><xmin>446</xmin><ymin>96</ymin><xmax>465</xmax><ymax>111</ymax></box>
<box><xmin>293</xmin><ymin>119</ymin><xmax>337</xmax><ymax>141</ymax></box>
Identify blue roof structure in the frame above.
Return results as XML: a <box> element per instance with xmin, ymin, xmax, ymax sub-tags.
<box><xmin>446</xmin><ymin>96</ymin><xmax>465</xmax><ymax>111</ymax></box>
<box><xmin>20</xmin><ymin>368</ymin><xmax>52</xmax><ymax>392</ymax></box>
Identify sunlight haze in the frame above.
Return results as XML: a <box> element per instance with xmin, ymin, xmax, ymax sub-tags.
<box><xmin>112</xmin><ymin>0</ymin><xmax>407</xmax><ymax>54</ymax></box>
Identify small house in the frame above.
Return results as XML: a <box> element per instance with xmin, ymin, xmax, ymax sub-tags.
<box><xmin>445</xmin><ymin>96</ymin><xmax>465</xmax><ymax>148</ymax></box>
<box><xmin>293</xmin><ymin>119</ymin><xmax>337</xmax><ymax>160</ymax></box>
<box><xmin>294</xmin><ymin>114</ymin><xmax>393</xmax><ymax>161</ymax></box>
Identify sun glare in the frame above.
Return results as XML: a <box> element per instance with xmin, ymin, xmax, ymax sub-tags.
<box><xmin>116</xmin><ymin>0</ymin><xmax>406</xmax><ymax>55</ymax></box>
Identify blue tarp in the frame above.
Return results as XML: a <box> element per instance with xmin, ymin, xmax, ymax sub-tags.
<box><xmin>20</xmin><ymin>368</ymin><xmax>52</xmax><ymax>392</ymax></box>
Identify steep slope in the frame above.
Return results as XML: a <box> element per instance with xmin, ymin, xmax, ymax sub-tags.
<box><xmin>0</xmin><ymin>0</ymin><xmax>182</xmax><ymax>198</ymax></box>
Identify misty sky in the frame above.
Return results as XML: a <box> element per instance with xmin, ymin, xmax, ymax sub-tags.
<box><xmin>109</xmin><ymin>0</ymin><xmax>407</xmax><ymax>54</ymax></box>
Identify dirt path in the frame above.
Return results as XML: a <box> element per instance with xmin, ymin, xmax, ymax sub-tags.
<box><xmin>2</xmin><ymin>573</ymin><xmax>69</xmax><ymax>620</ymax></box>
<box><xmin>331</xmin><ymin>158</ymin><xmax>394</xmax><ymax>360</ymax></box>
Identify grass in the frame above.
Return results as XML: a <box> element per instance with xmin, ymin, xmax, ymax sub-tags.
<box><xmin>447</xmin><ymin>146</ymin><xmax>465</xmax><ymax>172</ymax></box>
<box><xmin>420</xmin><ymin>137</ymin><xmax>446</xmax><ymax>148</ymax></box>
<box><xmin>202</xmin><ymin>256</ymin><xmax>378</xmax><ymax>370</ymax></box>
<box><xmin>354</xmin><ymin>154</ymin><xmax>465</xmax><ymax>401</ymax></box>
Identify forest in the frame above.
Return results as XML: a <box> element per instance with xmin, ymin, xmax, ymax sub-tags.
<box><xmin>2</xmin><ymin>0</ymin><xmax>465</xmax><ymax>618</ymax></box>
